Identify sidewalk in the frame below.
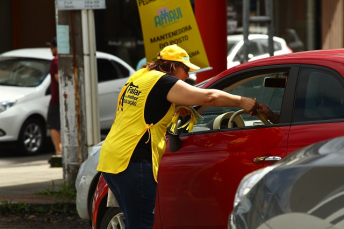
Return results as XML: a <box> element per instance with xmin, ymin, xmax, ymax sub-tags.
<box><xmin>0</xmin><ymin>150</ymin><xmax>91</xmax><ymax>228</ymax></box>
<box><xmin>0</xmin><ymin>153</ymin><xmax>64</xmax><ymax>205</ymax></box>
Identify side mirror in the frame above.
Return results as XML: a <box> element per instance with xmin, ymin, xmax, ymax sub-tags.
<box><xmin>167</xmin><ymin>133</ymin><xmax>182</xmax><ymax>152</ymax></box>
<box><xmin>167</xmin><ymin>119</ymin><xmax>183</xmax><ymax>152</ymax></box>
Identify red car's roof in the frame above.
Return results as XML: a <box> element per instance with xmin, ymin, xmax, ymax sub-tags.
<box><xmin>204</xmin><ymin>49</ymin><xmax>344</xmax><ymax>88</ymax></box>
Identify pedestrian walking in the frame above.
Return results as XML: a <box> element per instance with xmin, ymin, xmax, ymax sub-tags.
<box><xmin>47</xmin><ymin>37</ymin><xmax>62</xmax><ymax>156</ymax></box>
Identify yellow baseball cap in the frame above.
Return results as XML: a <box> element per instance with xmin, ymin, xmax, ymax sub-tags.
<box><xmin>157</xmin><ymin>44</ymin><xmax>200</xmax><ymax>71</ymax></box>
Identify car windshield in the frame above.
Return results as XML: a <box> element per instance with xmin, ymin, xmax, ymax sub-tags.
<box><xmin>0</xmin><ymin>57</ymin><xmax>50</xmax><ymax>87</ymax></box>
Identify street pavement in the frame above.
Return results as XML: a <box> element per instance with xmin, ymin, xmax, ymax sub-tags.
<box><xmin>0</xmin><ymin>147</ymin><xmax>63</xmax><ymax>204</ymax></box>
<box><xmin>0</xmin><ymin>144</ymin><xmax>92</xmax><ymax>228</ymax></box>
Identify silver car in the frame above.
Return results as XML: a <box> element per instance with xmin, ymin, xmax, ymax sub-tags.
<box><xmin>229</xmin><ymin>136</ymin><xmax>344</xmax><ymax>229</ymax></box>
<box><xmin>75</xmin><ymin>141</ymin><xmax>103</xmax><ymax>220</ymax></box>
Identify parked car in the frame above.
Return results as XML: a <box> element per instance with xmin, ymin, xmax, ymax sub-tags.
<box><xmin>75</xmin><ymin>141</ymin><xmax>103</xmax><ymax>220</ymax></box>
<box><xmin>0</xmin><ymin>48</ymin><xmax>135</xmax><ymax>155</ymax></box>
<box><xmin>227</xmin><ymin>34</ymin><xmax>293</xmax><ymax>68</ymax></box>
<box><xmin>229</xmin><ymin>135</ymin><xmax>344</xmax><ymax>229</ymax></box>
<box><xmin>284</xmin><ymin>28</ymin><xmax>305</xmax><ymax>52</ymax></box>
<box><xmin>87</xmin><ymin>49</ymin><xmax>344</xmax><ymax>228</ymax></box>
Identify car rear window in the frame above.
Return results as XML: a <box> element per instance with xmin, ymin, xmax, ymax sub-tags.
<box><xmin>258</xmin><ymin>39</ymin><xmax>283</xmax><ymax>52</ymax></box>
<box><xmin>111</xmin><ymin>60</ymin><xmax>130</xmax><ymax>77</ymax></box>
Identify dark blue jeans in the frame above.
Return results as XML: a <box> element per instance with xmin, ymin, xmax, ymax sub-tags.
<box><xmin>102</xmin><ymin>161</ymin><xmax>157</xmax><ymax>229</ymax></box>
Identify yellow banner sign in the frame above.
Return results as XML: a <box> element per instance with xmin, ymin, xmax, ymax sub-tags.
<box><xmin>137</xmin><ymin>0</ymin><xmax>210</xmax><ymax>69</ymax></box>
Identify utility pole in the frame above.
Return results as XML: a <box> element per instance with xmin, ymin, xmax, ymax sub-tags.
<box><xmin>55</xmin><ymin>0</ymin><xmax>105</xmax><ymax>185</ymax></box>
<box><xmin>57</xmin><ymin>9</ymin><xmax>87</xmax><ymax>184</ymax></box>
<box><xmin>243</xmin><ymin>0</ymin><xmax>274</xmax><ymax>63</ymax></box>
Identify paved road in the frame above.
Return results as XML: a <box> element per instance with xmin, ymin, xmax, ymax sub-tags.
<box><xmin>0</xmin><ymin>145</ymin><xmax>92</xmax><ymax>228</ymax></box>
<box><xmin>0</xmin><ymin>145</ymin><xmax>64</xmax><ymax>200</ymax></box>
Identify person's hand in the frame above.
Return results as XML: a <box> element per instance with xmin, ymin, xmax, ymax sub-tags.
<box><xmin>250</xmin><ymin>104</ymin><xmax>271</xmax><ymax>118</ymax></box>
<box><xmin>250</xmin><ymin>103</ymin><xmax>281</xmax><ymax>124</ymax></box>
<box><xmin>257</xmin><ymin>104</ymin><xmax>273</xmax><ymax>118</ymax></box>
<box><xmin>240</xmin><ymin>97</ymin><xmax>259</xmax><ymax>113</ymax></box>
<box><xmin>257</xmin><ymin>104</ymin><xmax>280</xmax><ymax>123</ymax></box>
<box><xmin>177</xmin><ymin>107</ymin><xmax>191</xmax><ymax>117</ymax></box>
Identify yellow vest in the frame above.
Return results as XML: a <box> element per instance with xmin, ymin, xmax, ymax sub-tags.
<box><xmin>97</xmin><ymin>68</ymin><xmax>175</xmax><ymax>182</ymax></box>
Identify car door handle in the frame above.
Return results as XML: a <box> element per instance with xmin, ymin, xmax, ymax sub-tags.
<box><xmin>254</xmin><ymin>156</ymin><xmax>281</xmax><ymax>163</ymax></box>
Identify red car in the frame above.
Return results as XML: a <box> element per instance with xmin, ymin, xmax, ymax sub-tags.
<box><xmin>92</xmin><ymin>49</ymin><xmax>344</xmax><ymax>229</ymax></box>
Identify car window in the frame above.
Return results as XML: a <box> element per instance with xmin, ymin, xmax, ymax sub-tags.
<box><xmin>97</xmin><ymin>58</ymin><xmax>121</xmax><ymax>82</ymax></box>
<box><xmin>256</xmin><ymin>38</ymin><xmax>282</xmax><ymax>52</ymax></box>
<box><xmin>294</xmin><ymin>67</ymin><xmax>344</xmax><ymax>122</ymax></box>
<box><xmin>233</xmin><ymin>41</ymin><xmax>263</xmax><ymax>62</ymax></box>
<box><xmin>111</xmin><ymin>60</ymin><xmax>130</xmax><ymax>77</ymax></box>
<box><xmin>227</xmin><ymin>40</ymin><xmax>240</xmax><ymax>54</ymax></box>
<box><xmin>0</xmin><ymin>58</ymin><xmax>50</xmax><ymax>87</ymax></box>
<box><xmin>189</xmin><ymin>72</ymin><xmax>287</xmax><ymax>133</ymax></box>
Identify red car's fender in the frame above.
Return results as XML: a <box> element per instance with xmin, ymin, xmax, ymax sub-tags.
<box><xmin>92</xmin><ymin>174</ymin><xmax>108</xmax><ymax>229</ymax></box>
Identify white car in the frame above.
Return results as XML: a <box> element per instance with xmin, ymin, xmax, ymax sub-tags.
<box><xmin>0</xmin><ymin>48</ymin><xmax>135</xmax><ymax>155</ymax></box>
<box><xmin>227</xmin><ymin>34</ymin><xmax>292</xmax><ymax>68</ymax></box>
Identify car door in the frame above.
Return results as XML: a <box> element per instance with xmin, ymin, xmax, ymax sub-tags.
<box><xmin>157</xmin><ymin>66</ymin><xmax>299</xmax><ymax>228</ymax></box>
<box><xmin>97</xmin><ymin>58</ymin><xmax>130</xmax><ymax>130</ymax></box>
<box><xmin>287</xmin><ymin>65</ymin><xmax>344</xmax><ymax>154</ymax></box>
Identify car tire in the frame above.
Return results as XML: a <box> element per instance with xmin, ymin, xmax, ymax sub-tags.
<box><xmin>17</xmin><ymin>117</ymin><xmax>46</xmax><ymax>155</ymax></box>
<box><xmin>100</xmin><ymin>207</ymin><xmax>125</xmax><ymax>229</ymax></box>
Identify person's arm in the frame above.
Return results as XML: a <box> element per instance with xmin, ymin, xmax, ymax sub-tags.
<box><xmin>54</xmin><ymin>73</ymin><xmax>59</xmax><ymax>83</ymax></box>
<box><xmin>167</xmin><ymin>80</ymin><xmax>258</xmax><ymax>113</ymax></box>
<box><xmin>255</xmin><ymin>104</ymin><xmax>280</xmax><ymax>124</ymax></box>
<box><xmin>268</xmin><ymin>112</ymin><xmax>280</xmax><ymax>124</ymax></box>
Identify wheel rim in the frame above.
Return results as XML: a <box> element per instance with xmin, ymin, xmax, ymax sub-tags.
<box><xmin>23</xmin><ymin>123</ymin><xmax>42</xmax><ymax>153</ymax></box>
<box><xmin>107</xmin><ymin>212</ymin><xmax>125</xmax><ymax>229</ymax></box>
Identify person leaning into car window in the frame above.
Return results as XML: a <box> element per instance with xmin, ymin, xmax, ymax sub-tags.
<box><xmin>252</xmin><ymin>75</ymin><xmax>289</xmax><ymax>124</ymax></box>
<box><xmin>47</xmin><ymin>37</ymin><xmax>62</xmax><ymax>156</ymax></box>
<box><xmin>96</xmin><ymin>44</ymin><xmax>259</xmax><ymax>229</ymax></box>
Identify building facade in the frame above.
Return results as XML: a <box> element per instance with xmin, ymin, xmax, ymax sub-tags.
<box><xmin>0</xmin><ymin>0</ymin><xmax>342</xmax><ymax>72</ymax></box>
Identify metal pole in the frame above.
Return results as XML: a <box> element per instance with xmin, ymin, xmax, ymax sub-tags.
<box><xmin>88</xmin><ymin>10</ymin><xmax>100</xmax><ymax>145</ymax></box>
<box><xmin>81</xmin><ymin>9</ymin><xmax>94</xmax><ymax>147</ymax></box>
<box><xmin>307</xmin><ymin>0</ymin><xmax>315</xmax><ymax>50</ymax></box>
<box><xmin>243</xmin><ymin>0</ymin><xmax>250</xmax><ymax>63</ymax></box>
<box><xmin>265</xmin><ymin>0</ymin><xmax>274</xmax><ymax>56</ymax></box>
